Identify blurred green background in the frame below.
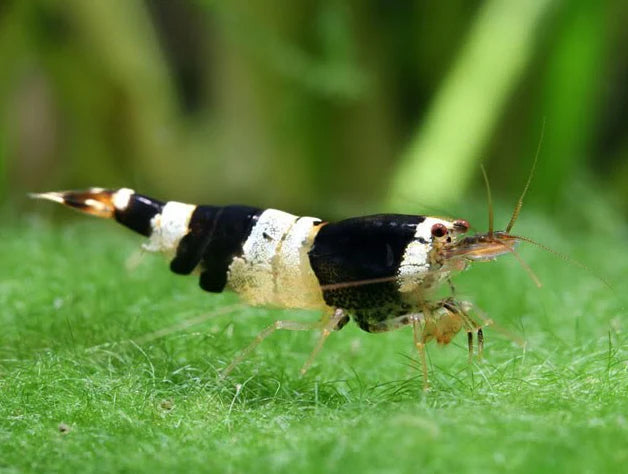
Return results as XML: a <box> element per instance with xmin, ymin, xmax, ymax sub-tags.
<box><xmin>1</xmin><ymin>0</ymin><xmax>627</xmax><ymax>220</ymax></box>
<box><xmin>1</xmin><ymin>4</ymin><xmax>627</xmax><ymax>472</ymax></box>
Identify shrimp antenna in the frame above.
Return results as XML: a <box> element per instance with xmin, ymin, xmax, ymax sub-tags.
<box><xmin>480</xmin><ymin>164</ymin><xmax>494</xmax><ymax>236</ymax></box>
<box><xmin>508</xmin><ymin>234</ymin><xmax>615</xmax><ymax>293</ymax></box>
<box><xmin>492</xmin><ymin>238</ymin><xmax>542</xmax><ymax>288</ymax></box>
<box><xmin>506</xmin><ymin>246</ymin><xmax>542</xmax><ymax>288</ymax></box>
<box><xmin>506</xmin><ymin>119</ymin><xmax>545</xmax><ymax>233</ymax></box>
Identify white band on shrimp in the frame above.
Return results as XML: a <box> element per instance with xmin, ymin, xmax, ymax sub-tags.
<box><xmin>143</xmin><ymin>201</ymin><xmax>196</xmax><ymax>253</ymax></box>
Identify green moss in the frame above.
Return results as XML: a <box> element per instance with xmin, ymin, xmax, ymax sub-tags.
<box><xmin>0</xmin><ymin>210</ymin><xmax>626</xmax><ymax>473</ymax></box>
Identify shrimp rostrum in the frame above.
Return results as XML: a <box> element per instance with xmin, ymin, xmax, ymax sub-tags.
<box><xmin>33</xmin><ymin>182</ymin><xmax>534</xmax><ymax>387</ymax></box>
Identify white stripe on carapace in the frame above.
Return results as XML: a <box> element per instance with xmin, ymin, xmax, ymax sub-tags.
<box><xmin>227</xmin><ymin>209</ymin><xmax>327</xmax><ymax>308</ymax></box>
<box><xmin>143</xmin><ymin>201</ymin><xmax>196</xmax><ymax>254</ymax></box>
<box><xmin>274</xmin><ymin>216</ymin><xmax>326</xmax><ymax>309</ymax></box>
<box><xmin>397</xmin><ymin>217</ymin><xmax>455</xmax><ymax>293</ymax></box>
<box><xmin>228</xmin><ymin>209</ymin><xmax>299</xmax><ymax>306</ymax></box>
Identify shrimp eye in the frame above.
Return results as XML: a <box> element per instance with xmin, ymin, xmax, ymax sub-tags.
<box><xmin>431</xmin><ymin>223</ymin><xmax>448</xmax><ymax>238</ymax></box>
<box><xmin>453</xmin><ymin>219</ymin><xmax>470</xmax><ymax>233</ymax></box>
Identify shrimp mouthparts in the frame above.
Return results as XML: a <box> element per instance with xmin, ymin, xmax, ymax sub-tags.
<box><xmin>445</xmin><ymin>232</ymin><xmax>520</xmax><ymax>262</ymax></box>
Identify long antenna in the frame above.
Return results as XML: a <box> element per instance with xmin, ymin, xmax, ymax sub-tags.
<box><xmin>508</xmin><ymin>234</ymin><xmax>615</xmax><ymax>292</ymax></box>
<box><xmin>506</xmin><ymin>119</ymin><xmax>546</xmax><ymax>233</ymax></box>
<box><xmin>480</xmin><ymin>164</ymin><xmax>494</xmax><ymax>236</ymax></box>
<box><xmin>507</xmin><ymin>247</ymin><xmax>542</xmax><ymax>288</ymax></box>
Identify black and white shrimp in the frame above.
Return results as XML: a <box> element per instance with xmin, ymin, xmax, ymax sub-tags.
<box><xmin>32</xmin><ymin>181</ymin><xmax>534</xmax><ymax>387</ymax></box>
